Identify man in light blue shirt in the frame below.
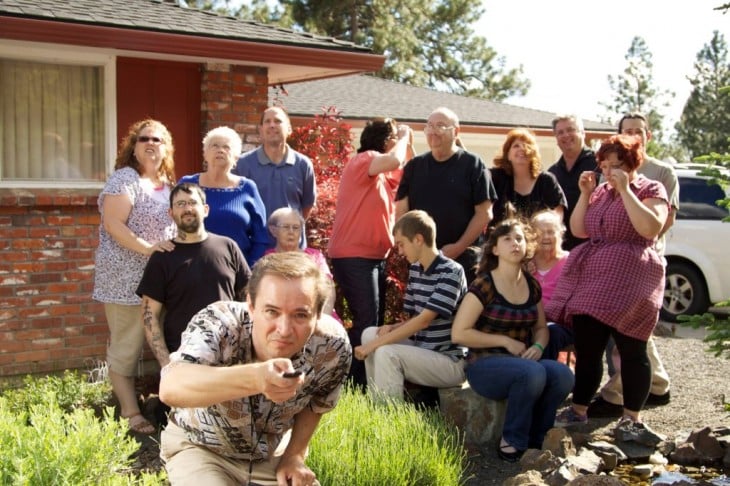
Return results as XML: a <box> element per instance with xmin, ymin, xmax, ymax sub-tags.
<box><xmin>234</xmin><ymin>107</ymin><xmax>316</xmax><ymax>248</ymax></box>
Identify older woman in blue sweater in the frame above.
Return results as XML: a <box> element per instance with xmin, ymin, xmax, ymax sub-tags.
<box><xmin>179</xmin><ymin>126</ymin><xmax>268</xmax><ymax>267</ymax></box>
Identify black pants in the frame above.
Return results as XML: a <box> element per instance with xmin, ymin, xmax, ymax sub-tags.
<box><xmin>572</xmin><ymin>314</ymin><xmax>650</xmax><ymax>412</ymax></box>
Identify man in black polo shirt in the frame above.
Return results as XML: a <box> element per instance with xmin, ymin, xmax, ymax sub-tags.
<box><xmin>548</xmin><ymin>114</ymin><xmax>598</xmax><ymax>250</ymax></box>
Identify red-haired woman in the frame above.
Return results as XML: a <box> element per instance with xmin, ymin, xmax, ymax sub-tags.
<box><xmin>548</xmin><ymin>135</ymin><xmax>669</xmax><ymax>435</ymax></box>
<box><xmin>490</xmin><ymin>128</ymin><xmax>566</xmax><ymax>225</ymax></box>
<box><xmin>93</xmin><ymin>119</ymin><xmax>177</xmax><ymax>434</ymax></box>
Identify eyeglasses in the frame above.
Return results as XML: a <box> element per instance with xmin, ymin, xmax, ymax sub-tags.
<box><xmin>424</xmin><ymin>124</ymin><xmax>455</xmax><ymax>135</ymax></box>
<box><xmin>275</xmin><ymin>224</ymin><xmax>301</xmax><ymax>232</ymax></box>
<box><xmin>208</xmin><ymin>142</ymin><xmax>232</xmax><ymax>152</ymax></box>
<box><xmin>137</xmin><ymin>136</ymin><xmax>164</xmax><ymax>144</ymax></box>
<box><xmin>173</xmin><ymin>200</ymin><xmax>200</xmax><ymax>208</ymax></box>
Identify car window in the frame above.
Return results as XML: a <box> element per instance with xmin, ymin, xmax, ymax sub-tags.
<box><xmin>677</xmin><ymin>176</ymin><xmax>729</xmax><ymax>220</ymax></box>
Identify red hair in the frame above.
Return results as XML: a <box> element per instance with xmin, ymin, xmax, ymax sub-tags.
<box><xmin>493</xmin><ymin>128</ymin><xmax>541</xmax><ymax>178</ymax></box>
<box><xmin>596</xmin><ymin>135</ymin><xmax>643</xmax><ymax>171</ymax></box>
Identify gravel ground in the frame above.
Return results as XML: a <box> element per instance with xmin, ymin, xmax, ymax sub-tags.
<box><xmin>463</xmin><ymin>326</ymin><xmax>730</xmax><ymax>485</ymax></box>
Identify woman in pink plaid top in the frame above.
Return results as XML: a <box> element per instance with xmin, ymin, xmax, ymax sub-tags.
<box><xmin>546</xmin><ymin>135</ymin><xmax>669</xmax><ymax>430</ymax></box>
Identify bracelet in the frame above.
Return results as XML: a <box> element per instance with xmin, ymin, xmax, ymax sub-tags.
<box><xmin>532</xmin><ymin>342</ymin><xmax>545</xmax><ymax>352</ymax></box>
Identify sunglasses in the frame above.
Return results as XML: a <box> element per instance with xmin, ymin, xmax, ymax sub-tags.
<box><xmin>137</xmin><ymin>136</ymin><xmax>164</xmax><ymax>144</ymax></box>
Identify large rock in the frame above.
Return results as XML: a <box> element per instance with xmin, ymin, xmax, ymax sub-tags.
<box><xmin>503</xmin><ymin>470</ymin><xmax>548</xmax><ymax>486</ymax></box>
<box><xmin>438</xmin><ymin>382</ymin><xmax>506</xmax><ymax>447</ymax></box>
<box><xmin>670</xmin><ymin>426</ymin><xmax>725</xmax><ymax>465</ymax></box>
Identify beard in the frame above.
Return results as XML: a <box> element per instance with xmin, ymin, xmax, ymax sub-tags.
<box><xmin>177</xmin><ymin>214</ymin><xmax>201</xmax><ymax>234</ymax></box>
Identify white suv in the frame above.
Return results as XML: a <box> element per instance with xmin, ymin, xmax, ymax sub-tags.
<box><xmin>662</xmin><ymin>164</ymin><xmax>730</xmax><ymax>321</ymax></box>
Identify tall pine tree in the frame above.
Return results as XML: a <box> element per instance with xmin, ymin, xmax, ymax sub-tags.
<box><xmin>601</xmin><ymin>36</ymin><xmax>672</xmax><ymax>149</ymax></box>
<box><xmin>676</xmin><ymin>30</ymin><xmax>730</xmax><ymax>159</ymax></box>
<box><xmin>180</xmin><ymin>0</ymin><xmax>529</xmax><ymax>102</ymax></box>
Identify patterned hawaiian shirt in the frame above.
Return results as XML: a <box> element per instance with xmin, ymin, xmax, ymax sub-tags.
<box><xmin>167</xmin><ymin>301</ymin><xmax>352</xmax><ymax>460</ymax></box>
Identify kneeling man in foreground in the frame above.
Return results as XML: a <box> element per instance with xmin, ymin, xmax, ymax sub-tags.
<box><xmin>159</xmin><ymin>252</ymin><xmax>352</xmax><ymax>486</ymax></box>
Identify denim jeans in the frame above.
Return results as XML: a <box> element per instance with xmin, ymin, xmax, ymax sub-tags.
<box><xmin>466</xmin><ymin>356</ymin><xmax>574</xmax><ymax>450</ymax></box>
<box><xmin>544</xmin><ymin>323</ymin><xmax>574</xmax><ymax>361</ymax></box>
<box><xmin>331</xmin><ymin>257</ymin><xmax>386</xmax><ymax>388</ymax></box>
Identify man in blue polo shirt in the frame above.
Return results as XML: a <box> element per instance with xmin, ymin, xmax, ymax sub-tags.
<box><xmin>234</xmin><ymin>106</ymin><xmax>317</xmax><ymax>247</ymax></box>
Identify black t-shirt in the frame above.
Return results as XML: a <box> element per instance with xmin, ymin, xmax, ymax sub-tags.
<box><xmin>136</xmin><ymin>233</ymin><xmax>250</xmax><ymax>352</ymax></box>
<box><xmin>396</xmin><ymin>149</ymin><xmax>497</xmax><ymax>248</ymax></box>
<box><xmin>548</xmin><ymin>148</ymin><xmax>598</xmax><ymax>250</ymax></box>
<box><xmin>489</xmin><ymin>168</ymin><xmax>567</xmax><ymax>225</ymax></box>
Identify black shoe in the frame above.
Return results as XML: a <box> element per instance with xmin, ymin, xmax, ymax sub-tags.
<box><xmin>497</xmin><ymin>440</ymin><xmax>524</xmax><ymax>463</ymax></box>
<box><xmin>645</xmin><ymin>391</ymin><xmax>670</xmax><ymax>406</ymax></box>
<box><xmin>586</xmin><ymin>396</ymin><xmax>623</xmax><ymax>418</ymax></box>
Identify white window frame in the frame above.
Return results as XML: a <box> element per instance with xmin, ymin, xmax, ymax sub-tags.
<box><xmin>0</xmin><ymin>40</ymin><xmax>116</xmax><ymax>189</ymax></box>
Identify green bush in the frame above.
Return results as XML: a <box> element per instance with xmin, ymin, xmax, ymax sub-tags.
<box><xmin>0</xmin><ymin>370</ymin><xmax>166</xmax><ymax>485</ymax></box>
<box><xmin>1</xmin><ymin>369</ymin><xmax>112</xmax><ymax>417</ymax></box>
<box><xmin>308</xmin><ymin>387</ymin><xmax>466</xmax><ymax>486</ymax></box>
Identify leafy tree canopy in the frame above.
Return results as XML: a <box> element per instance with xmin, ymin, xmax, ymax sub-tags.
<box><xmin>177</xmin><ymin>0</ymin><xmax>529</xmax><ymax>102</ymax></box>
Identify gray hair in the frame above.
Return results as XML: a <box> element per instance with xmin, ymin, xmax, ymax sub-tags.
<box><xmin>551</xmin><ymin>114</ymin><xmax>584</xmax><ymax>134</ymax></box>
<box><xmin>202</xmin><ymin>126</ymin><xmax>243</xmax><ymax>157</ymax></box>
<box><xmin>267</xmin><ymin>207</ymin><xmax>305</xmax><ymax>229</ymax></box>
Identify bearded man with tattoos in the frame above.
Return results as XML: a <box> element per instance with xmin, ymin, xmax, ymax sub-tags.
<box><xmin>137</xmin><ymin>182</ymin><xmax>250</xmax><ymax>368</ymax></box>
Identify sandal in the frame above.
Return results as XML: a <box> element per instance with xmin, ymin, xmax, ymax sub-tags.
<box><xmin>124</xmin><ymin>413</ymin><xmax>156</xmax><ymax>435</ymax></box>
<box><xmin>497</xmin><ymin>438</ymin><xmax>524</xmax><ymax>463</ymax></box>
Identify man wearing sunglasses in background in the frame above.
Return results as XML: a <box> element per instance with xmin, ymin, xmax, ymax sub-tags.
<box><xmin>137</xmin><ymin>182</ymin><xmax>250</xmax><ymax>373</ymax></box>
<box><xmin>395</xmin><ymin>107</ymin><xmax>497</xmax><ymax>285</ymax></box>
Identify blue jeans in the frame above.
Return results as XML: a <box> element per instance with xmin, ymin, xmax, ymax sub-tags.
<box><xmin>466</xmin><ymin>356</ymin><xmax>574</xmax><ymax>450</ymax></box>
<box><xmin>331</xmin><ymin>257</ymin><xmax>386</xmax><ymax>388</ymax></box>
<box><xmin>544</xmin><ymin>323</ymin><xmax>574</xmax><ymax>361</ymax></box>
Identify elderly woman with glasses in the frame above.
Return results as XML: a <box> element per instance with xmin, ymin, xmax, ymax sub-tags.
<box><xmin>548</xmin><ymin>135</ymin><xmax>669</xmax><ymax>433</ymax></box>
<box><xmin>265</xmin><ymin>207</ymin><xmax>336</xmax><ymax>317</ymax></box>
<box><xmin>93</xmin><ymin>118</ymin><xmax>177</xmax><ymax>435</ymax></box>
<box><xmin>179</xmin><ymin>126</ymin><xmax>268</xmax><ymax>268</ymax></box>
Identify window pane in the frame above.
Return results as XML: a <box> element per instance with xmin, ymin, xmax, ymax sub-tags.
<box><xmin>677</xmin><ymin>177</ymin><xmax>729</xmax><ymax>220</ymax></box>
<box><xmin>0</xmin><ymin>59</ymin><xmax>105</xmax><ymax>182</ymax></box>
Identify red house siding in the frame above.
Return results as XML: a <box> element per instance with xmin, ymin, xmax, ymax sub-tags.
<box><xmin>1</xmin><ymin>63</ymin><xmax>270</xmax><ymax>379</ymax></box>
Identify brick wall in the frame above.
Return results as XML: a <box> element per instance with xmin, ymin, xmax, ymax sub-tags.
<box><xmin>1</xmin><ymin>62</ymin><xmax>271</xmax><ymax>380</ymax></box>
<box><xmin>0</xmin><ymin>189</ymin><xmax>105</xmax><ymax>378</ymax></box>
<box><xmin>201</xmin><ymin>64</ymin><xmax>268</xmax><ymax>151</ymax></box>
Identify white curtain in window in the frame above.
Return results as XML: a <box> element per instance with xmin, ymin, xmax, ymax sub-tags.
<box><xmin>0</xmin><ymin>59</ymin><xmax>105</xmax><ymax>182</ymax></box>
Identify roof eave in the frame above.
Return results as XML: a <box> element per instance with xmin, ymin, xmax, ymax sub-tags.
<box><xmin>0</xmin><ymin>15</ymin><xmax>385</xmax><ymax>77</ymax></box>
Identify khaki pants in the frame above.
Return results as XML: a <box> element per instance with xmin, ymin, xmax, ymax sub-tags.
<box><xmin>600</xmin><ymin>336</ymin><xmax>670</xmax><ymax>405</ymax></box>
<box><xmin>361</xmin><ymin>326</ymin><xmax>466</xmax><ymax>399</ymax></box>
<box><xmin>161</xmin><ymin>422</ymin><xmax>320</xmax><ymax>486</ymax></box>
<box><xmin>104</xmin><ymin>303</ymin><xmax>144</xmax><ymax>376</ymax></box>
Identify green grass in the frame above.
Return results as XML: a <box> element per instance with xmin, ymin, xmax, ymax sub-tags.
<box><xmin>308</xmin><ymin>386</ymin><xmax>467</xmax><ymax>486</ymax></box>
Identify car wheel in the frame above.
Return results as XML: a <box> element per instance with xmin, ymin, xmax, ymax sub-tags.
<box><xmin>661</xmin><ymin>261</ymin><xmax>710</xmax><ymax>322</ymax></box>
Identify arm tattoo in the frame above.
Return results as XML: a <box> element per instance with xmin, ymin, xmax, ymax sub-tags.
<box><xmin>142</xmin><ymin>297</ymin><xmax>170</xmax><ymax>365</ymax></box>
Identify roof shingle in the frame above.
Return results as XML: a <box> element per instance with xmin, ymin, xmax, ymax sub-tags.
<box><xmin>0</xmin><ymin>0</ymin><xmax>371</xmax><ymax>52</ymax></box>
<box><xmin>272</xmin><ymin>75</ymin><xmax>613</xmax><ymax>131</ymax></box>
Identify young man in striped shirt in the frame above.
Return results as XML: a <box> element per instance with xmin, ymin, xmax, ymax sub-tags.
<box><xmin>353</xmin><ymin>210</ymin><xmax>468</xmax><ymax>399</ymax></box>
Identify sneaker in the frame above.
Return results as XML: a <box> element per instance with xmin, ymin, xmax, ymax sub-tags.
<box><xmin>613</xmin><ymin>416</ymin><xmax>665</xmax><ymax>447</ymax></box>
<box><xmin>645</xmin><ymin>391</ymin><xmax>671</xmax><ymax>406</ymax></box>
<box><xmin>554</xmin><ymin>407</ymin><xmax>588</xmax><ymax>427</ymax></box>
<box><xmin>587</xmin><ymin>397</ymin><xmax>624</xmax><ymax>418</ymax></box>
